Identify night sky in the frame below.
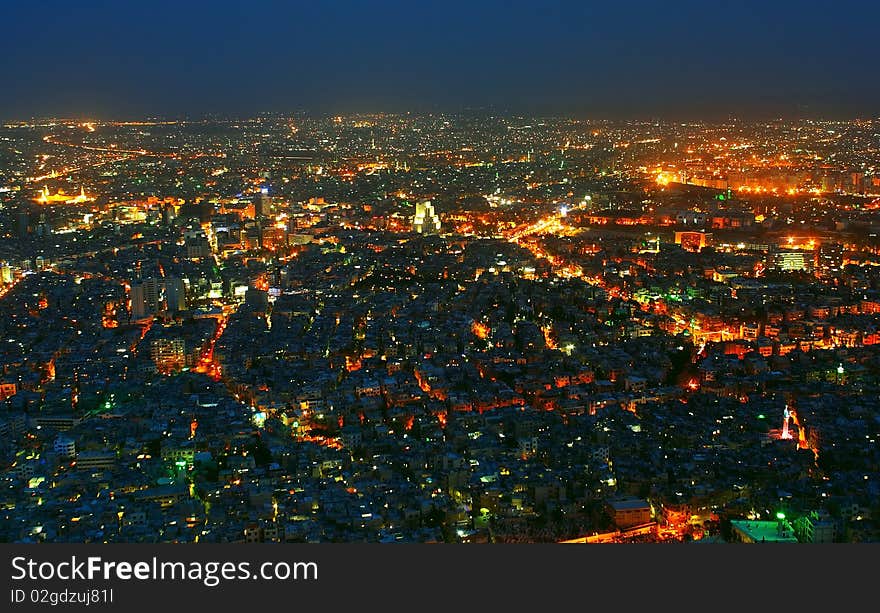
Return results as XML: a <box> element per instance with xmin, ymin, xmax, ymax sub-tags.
<box><xmin>3</xmin><ymin>0</ymin><xmax>879</xmax><ymax>120</ymax></box>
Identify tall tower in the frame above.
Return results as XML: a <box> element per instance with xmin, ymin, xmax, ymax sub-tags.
<box><xmin>131</xmin><ymin>278</ymin><xmax>160</xmax><ymax>319</ymax></box>
<box><xmin>130</xmin><ymin>284</ymin><xmax>146</xmax><ymax>319</ymax></box>
<box><xmin>817</xmin><ymin>243</ymin><xmax>844</xmax><ymax>278</ymax></box>
<box><xmin>254</xmin><ymin>187</ymin><xmax>273</xmax><ymax>219</ymax></box>
<box><xmin>16</xmin><ymin>207</ymin><xmax>31</xmax><ymax>237</ymax></box>
<box><xmin>412</xmin><ymin>201</ymin><xmax>441</xmax><ymax>235</ymax></box>
<box><xmin>164</xmin><ymin>277</ymin><xmax>187</xmax><ymax>312</ymax></box>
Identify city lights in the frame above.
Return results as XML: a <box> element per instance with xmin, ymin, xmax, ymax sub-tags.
<box><xmin>1</xmin><ymin>110</ymin><xmax>879</xmax><ymax>547</ymax></box>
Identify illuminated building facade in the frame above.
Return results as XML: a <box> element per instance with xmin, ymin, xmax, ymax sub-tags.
<box><xmin>254</xmin><ymin>188</ymin><xmax>273</xmax><ymax>218</ymax></box>
<box><xmin>606</xmin><ymin>498</ymin><xmax>652</xmax><ymax>529</ymax></box>
<box><xmin>150</xmin><ymin>338</ymin><xmax>186</xmax><ymax>373</ymax></box>
<box><xmin>412</xmin><ymin>200</ymin><xmax>441</xmax><ymax>234</ymax></box>
<box><xmin>0</xmin><ymin>262</ymin><xmax>12</xmax><ymax>284</ymax></box>
<box><xmin>34</xmin><ymin>185</ymin><xmax>94</xmax><ymax>205</ymax></box>
<box><xmin>674</xmin><ymin>231</ymin><xmax>711</xmax><ymax>252</ymax></box>
<box><xmin>770</xmin><ymin>250</ymin><xmax>811</xmax><ymax>272</ymax></box>
<box><xmin>817</xmin><ymin>243</ymin><xmax>845</xmax><ymax>277</ymax></box>
<box><xmin>793</xmin><ymin>511</ymin><xmax>837</xmax><ymax>543</ymax></box>
<box><xmin>730</xmin><ymin>519</ymin><xmax>798</xmax><ymax>543</ymax></box>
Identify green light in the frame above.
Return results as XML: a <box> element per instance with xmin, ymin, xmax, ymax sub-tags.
<box><xmin>757</xmin><ymin>414</ymin><xmax>765</xmax><ymax>419</ymax></box>
<box><xmin>175</xmin><ymin>460</ymin><xmax>187</xmax><ymax>468</ymax></box>
<box><xmin>776</xmin><ymin>512</ymin><xmax>786</xmax><ymax>520</ymax></box>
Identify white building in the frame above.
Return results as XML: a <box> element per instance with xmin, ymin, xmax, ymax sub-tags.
<box><xmin>413</xmin><ymin>201</ymin><xmax>441</xmax><ymax>234</ymax></box>
<box><xmin>54</xmin><ymin>435</ymin><xmax>76</xmax><ymax>459</ymax></box>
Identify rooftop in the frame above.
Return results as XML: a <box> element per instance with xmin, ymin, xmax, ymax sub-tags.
<box><xmin>731</xmin><ymin>520</ymin><xmax>798</xmax><ymax>543</ymax></box>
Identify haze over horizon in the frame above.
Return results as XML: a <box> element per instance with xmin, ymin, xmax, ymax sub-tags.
<box><xmin>4</xmin><ymin>0</ymin><xmax>880</xmax><ymax>121</ymax></box>
<box><xmin>4</xmin><ymin>3</ymin><xmax>880</xmax><ymax>551</ymax></box>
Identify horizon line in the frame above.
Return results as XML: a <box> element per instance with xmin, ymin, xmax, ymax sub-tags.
<box><xmin>4</xmin><ymin>110</ymin><xmax>880</xmax><ymax>125</ymax></box>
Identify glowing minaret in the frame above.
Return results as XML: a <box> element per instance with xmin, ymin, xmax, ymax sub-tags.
<box><xmin>781</xmin><ymin>406</ymin><xmax>792</xmax><ymax>440</ymax></box>
<box><xmin>72</xmin><ymin>186</ymin><xmax>88</xmax><ymax>203</ymax></box>
<box><xmin>781</xmin><ymin>404</ymin><xmax>809</xmax><ymax>450</ymax></box>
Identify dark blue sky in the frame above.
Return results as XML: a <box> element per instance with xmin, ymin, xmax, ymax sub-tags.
<box><xmin>3</xmin><ymin>0</ymin><xmax>878</xmax><ymax>120</ymax></box>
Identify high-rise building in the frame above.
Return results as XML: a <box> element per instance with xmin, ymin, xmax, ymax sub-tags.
<box><xmin>817</xmin><ymin>243</ymin><xmax>845</xmax><ymax>277</ymax></box>
<box><xmin>131</xmin><ymin>278</ymin><xmax>161</xmax><ymax>319</ymax></box>
<box><xmin>165</xmin><ymin>277</ymin><xmax>187</xmax><ymax>312</ymax></box>
<box><xmin>16</xmin><ymin>207</ymin><xmax>31</xmax><ymax>237</ymax></box>
<box><xmin>254</xmin><ymin>187</ymin><xmax>273</xmax><ymax>218</ymax></box>
<box><xmin>35</xmin><ymin>212</ymin><xmax>52</xmax><ymax>237</ymax></box>
<box><xmin>412</xmin><ymin>200</ymin><xmax>441</xmax><ymax>234</ymax></box>
<box><xmin>162</xmin><ymin>203</ymin><xmax>175</xmax><ymax>226</ymax></box>
<box><xmin>130</xmin><ymin>284</ymin><xmax>146</xmax><ymax>319</ymax></box>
